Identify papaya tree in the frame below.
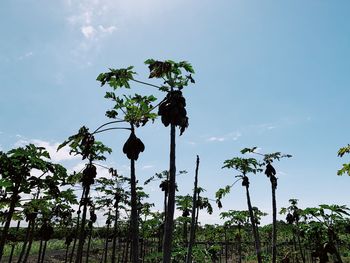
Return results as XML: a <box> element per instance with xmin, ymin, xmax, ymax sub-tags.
<box><xmin>280</xmin><ymin>199</ymin><xmax>306</xmax><ymax>263</ymax></box>
<box><xmin>216</xmin><ymin>155</ymin><xmax>263</xmax><ymax>263</ymax></box>
<box><xmin>58</xmin><ymin>126</ymin><xmax>112</xmax><ymax>263</ymax></box>
<box><xmin>144</xmin><ymin>59</ymin><xmax>195</xmax><ymax>263</ymax></box>
<box><xmin>97</xmin><ymin>68</ymin><xmax>158</xmax><ymax>263</ymax></box>
<box><xmin>241</xmin><ymin>147</ymin><xmax>291</xmax><ymax>263</ymax></box>
<box><xmin>96</xmin><ymin>59</ymin><xmax>194</xmax><ymax>262</ymax></box>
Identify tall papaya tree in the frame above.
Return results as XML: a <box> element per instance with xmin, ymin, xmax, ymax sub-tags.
<box><xmin>216</xmin><ymin>155</ymin><xmax>263</xmax><ymax>263</ymax></box>
<box><xmin>96</xmin><ymin>60</ymin><xmax>195</xmax><ymax>262</ymax></box>
<box><xmin>241</xmin><ymin>147</ymin><xmax>291</xmax><ymax>263</ymax></box>
<box><xmin>58</xmin><ymin>126</ymin><xmax>112</xmax><ymax>263</ymax></box>
<box><xmin>96</xmin><ymin>69</ymin><xmax>158</xmax><ymax>263</ymax></box>
<box><xmin>145</xmin><ymin>59</ymin><xmax>195</xmax><ymax>263</ymax></box>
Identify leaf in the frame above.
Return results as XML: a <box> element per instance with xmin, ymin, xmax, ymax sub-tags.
<box><xmin>338</xmin><ymin>144</ymin><xmax>350</xmax><ymax>157</ymax></box>
<box><xmin>0</xmin><ymin>179</ymin><xmax>12</xmax><ymax>188</ymax></box>
<box><xmin>241</xmin><ymin>147</ymin><xmax>257</xmax><ymax>154</ymax></box>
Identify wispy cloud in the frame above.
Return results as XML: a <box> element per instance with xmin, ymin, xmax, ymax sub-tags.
<box><xmin>207</xmin><ymin>136</ymin><xmax>225</xmax><ymax>142</ymax></box>
<box><xmin>142</xmin><ymin>165</ymin><xmax>154</xmax><ymax>170</ymax></box>
<box><xmin>81</xmin><ymin>25</ymin><xmax>96</xmax><ymax>39</ymax></box>
<box><xmin>18</xmin><ymin>51</ymin><xmax>34</xmax><ymax>60</ymax></box>
<box><xmin>206</xmin><ymin>131</ymin><xmax>241</xmax><ymax>142</ymax></box>
<box><xmin>65</xmin><ymin>1</ymin><xmax>118</xmax><ymax>43</ymax></box>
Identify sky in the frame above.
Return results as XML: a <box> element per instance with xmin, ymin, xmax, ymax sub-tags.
<box><xmin>1</xmin><ymin>0</ymin><xmax>350</xmax><ymax>226</ymax></box>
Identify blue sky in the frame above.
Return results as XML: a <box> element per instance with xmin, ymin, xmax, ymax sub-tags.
<box><xmin>1</xmin><ymin>0</ymin><xmax>350</xmax><ymax>225</ymax></box>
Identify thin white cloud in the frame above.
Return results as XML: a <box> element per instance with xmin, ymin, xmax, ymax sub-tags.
<box><xmin>98</xmin><ymin>25</ymin><xmax>117</xmax><ymax>34</ymax></box>
<box><xmin>81</xmin><ymin>25</ymin><xmax>96</xmax><ymax>39</ymax></box>
<box><xmin>65</xmin><ymin>1</ymin><xmax>118</xmax><ymax>42</ymax></box>
<box><xmin>206</xmin><ymin>131</ymin><xmax>241</xmax><ymax>142</ymax></box>
<box><xmin>18</xmin><ymin>51</ymin><xmax>34</xmax><ymax>60</ymax></box>
<box><xmin>142</xmin><ymin>165</ymin><xmax>154</xmax><ymax>170</ymax></box>
<box><xmin>208</xmin><ymin>136</ymin><xmax>225</xmax><ymax>142</ymax></box>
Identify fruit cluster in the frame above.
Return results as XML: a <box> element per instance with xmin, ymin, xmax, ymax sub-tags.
<box><xmin>81</xmin><ymin>164</ymin><xmax>97</xmax><ymax>187</ymax></box>
<box><xmin>123</xmin><ymin>132</ymin><xmax>145</xmax><ymax>160</ymax></box>
<box><xmin>39</xmin><ymin>223</ymin><xmax>54</xmax><ymax>241</ymax></box>
<box><xmin>158</xmin><ymin>91</ymin><xmax>188</xmax><ymax>135</ymax></box>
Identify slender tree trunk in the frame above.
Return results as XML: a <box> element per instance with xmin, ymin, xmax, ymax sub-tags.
<box><xmin>17</xmin><ymin>219</ymin><xmax>33</xmax><ymax>263</ymax></box>
<box><xmin>271</xmin><ymin>175</ymin><xmax>277</xmax><ymax>263</ymax></box>
<box><xmin>103</xmin><ymin>215</ymin><xmax>111</xmax><ymax>263</ymax></box>
<box><xmin>22</xmin><ymin>219</ymin><xmax>36</xmax><ymax>263</ymax></box>
<box><xmin>111</xmin><ymin>204</ymin><xmax>119</xmax><ymax>263</ymax></box>
<box><xmin>85</xmin><ymin>228</ymin><xmax>92</xmax><ymax>263</ymax></box>
<box><xmin>238</xmin><ymin>225</ymin><xmax>242</xmax><ymax>263</ymax></box>
<box><xmin>292</xmin><ymin>229</ymin><xmax>300</xmax><ymax>263</ymax></box>
<box><xmin>130</xmin><ymin>158</ymin><xmax>139</xmax><ymax>263</ymax></box>
<box><xmin>295</xmin><ymin>222</ymin><xmax>305</xmax><ymax>263</ymax></box>
<box><xmin>37</xmin><ymin>240</ymin><xmax>43</xmax><ymax>263</ymax></box>
<box><xmin>75</xmin><ymin>185</ymin><xmax>90</xmax><ymax>263</ymax></box>
<box><xmin>162</xmin><ymin>124</ymin><xmax>176</xmax><ymax>263</ymax></box>
<box><xmin>70</xmin><ymin>207</ymin><xmax>82</xmax><ymax>263</ymax></box>
<box><xmin>65</xmin><ymin>244</ymin><xmax>70</xmax><ymax>263</ymax></box>
<box><xmin>186</xmin><ymin>155</ymin><xmax>199</xmax><ymax>263</ymax></box>
<box><xmin>245</xmin><ymin>183</ymin><xmax>262</xmax><ymax>263</ymax></box>
<box><xmin>0</xmin><ymin>188</ymin><xmax>19</xmax><ymax>261</ymax></box>
<box><xmin>224</xmin><ymin>227</ymin><xmax>228</xmax><ymax>263</ymax></box>
<box><xmin>8</xmin><ymin>220</ymin><xmax>21</xmax><ymax>263</ymax></box>
<box><xmin>40</xmin><ymin>240</ymin><xmax>48</xmax><ymax>263</ymax></box>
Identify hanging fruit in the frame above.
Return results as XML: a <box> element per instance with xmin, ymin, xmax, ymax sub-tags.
<box><xmin>122</xmin><ymin>132</ymin><xmax>145</xmax><ymax>160</ymax></box>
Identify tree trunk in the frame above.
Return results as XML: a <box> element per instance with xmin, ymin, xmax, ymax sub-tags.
<box><xmin>295</xmin><ymin>222</ymin><xmax>305</xmax><ymax>263</ymax></box>
<box><xmin>162</xmin><ymin>124</ymin><xmax>176</xmax><ymax>263</ymax></box>
<box><xmin>238</xmin><ymin>225</ymin><xmax>242</xmax><ymax>263</ymax></box>
<box><xmin>40</xmin><ymin>240</ymin><xmax>48</xmax><ymax>263</ymax></box>
<box><xmin>85</xmin><ymin>228</ymin><xmax>92</xmax><ymax>263</ymax></box>
<box><xmin>75</xmin><ymin>185</ymin><xmax>90</xmax><ymax>263</ymax></box>
<box><xmin>0</xmin><ymin>187</ymin><xmax>19</xmax><ymax>261</ymax></box>
<box><xmin>8</xmin><ymin>220</ymin><xmax>21</xmax><ymax>263</ymax></box>
<box><xmin>37</xmin><ymin>240</ymin><xmax>43</xmax><ymax>263</ymax></box>
<box><xmin>130</xmin><ymin>158</ymin><xmax>139</xmax><ymax>263</ymax></box>
<box><xmin>111</xmin><ymin>204</ymin><xmax>119</xmax><ymax>263</ymax></box>
<box><xmin>103</xmin><ymin>214</ymin><xmax>111</xmax><ymax>263</ymax></box>
<box><xmin>186</xmin><ymin>155</ymin><xmax>199</xmax><ymax>263</ymax></box>
<box><xmin>245</xmin><ymin>183</ymin><xmax>262</xmax><ymax>263</ymax></box>
<box><xmin>22</xmin><ymin>219</ymin><xmax>36</xmax><ymax>263</ymax></box>
<box><xmin>65</xmin><ymin>244</ymin><xmax>70</xmax><ymax>263</ymax></box>
<box><xmin>17</xmin><ymin>218</ymin><xmax>33</xmax><ymax>263</ymax></box>
<box><xmin>69</xmin><ymin>207</ymin><xmax>82</xmax><ymax>263</ymax></box>
<box><xmin>292</xmin><ymin>228</ymin><xmax>300</xmax><ymax>263</ymax></box>
<box><xmin>271</xmin><ymin>175</ymin><xmax>277</xmax><ymax>263</ymax></box>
